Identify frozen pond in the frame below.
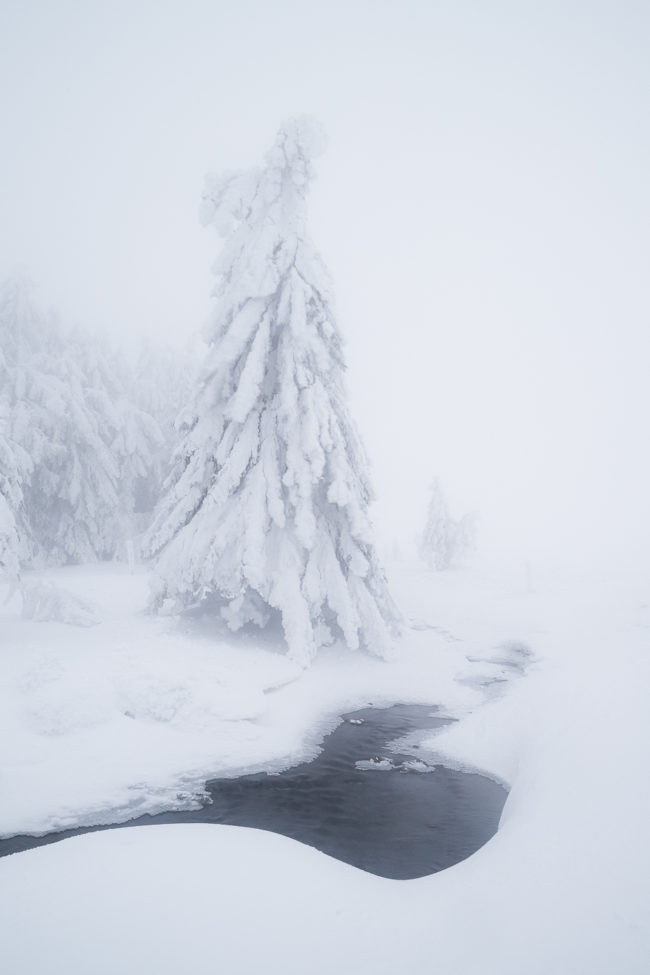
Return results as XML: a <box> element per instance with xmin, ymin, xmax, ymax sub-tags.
<box><xmin>0</xmin><ymin>704</ymin><xmax>507</xmax><ymax>878</ymax></box>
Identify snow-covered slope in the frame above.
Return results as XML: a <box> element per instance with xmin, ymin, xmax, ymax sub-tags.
<box><xmin>1</xmin><ymin>559</ymin><xmax>649</xmax><ymax>973</ymax></box>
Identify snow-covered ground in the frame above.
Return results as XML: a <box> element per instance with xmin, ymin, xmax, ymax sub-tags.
<box><xmin>1</xmin><ymin>559</ymin><xmax>649</xmax><ymax>973</ymax></box>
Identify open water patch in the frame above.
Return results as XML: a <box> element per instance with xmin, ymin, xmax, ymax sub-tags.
<box><xmin>0</xmin><ymin>704</ymin><xmax>507</xmax><ymax>879</ymax></box>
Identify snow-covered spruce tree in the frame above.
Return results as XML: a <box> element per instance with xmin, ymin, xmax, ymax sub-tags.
<box><xmin>0</xmin><ymin>280</ymin><xmax>99</xmax><ymax>564</ymax></box>
<box><xmin>0</xmin><ymin>277</ymin><xmax>163</xmax><ymax>565</ymax></box>
<box><xmin>132</xmin><ymin>340</ymin><xmax>196</xmax><ymax>520</ymax></box>
<box><xmin>17</xmin><ymin>328</ymin><xmax>123</xmax><ymax>565</ymax></box>
<box><xmin>0</xmin><ymin>293</ymin><xmax>33</xmax><ymax>580</ymax></box>
<box><xmin>75</xmin><ymin>332</ymin><xmax>164</xmax><ymax>545</ymax></box>
<box><xmin>148</xmin><ymin>117</ymin><xmax>401</xmax><ymax>665</ymax></box>
<box><xmin>0</xmin><ymin>490</ymin><xmax>21</xmax><ymax>582</ymax></box>
<box><xmin>0</xmin><ymin>411</ymin><xmax>28</xmax><ymax>582</ymax></box>
<box><xmin>419</xmin><ymin>479</ymin><xmax>452</xmax><ymax>571</ymax></box>
<box><xmin>419</xmin><ymin>478</ymin><xmax>477</xmax><ymax>571</ymax></box>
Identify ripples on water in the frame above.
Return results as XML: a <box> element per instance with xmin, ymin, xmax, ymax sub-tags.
<box><xmin>0</xmin><ymin>704</ymin><xmax>507</xmax><ymax>878</ymax></box>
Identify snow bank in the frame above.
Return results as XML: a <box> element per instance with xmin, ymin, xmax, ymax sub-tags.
<box><xmin>1</xmin><ymin>559</ymin><xmax>649</xmax><ymax>973</ymax></box>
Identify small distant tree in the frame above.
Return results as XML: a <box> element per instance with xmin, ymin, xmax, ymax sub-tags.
<box><xmin>148</xmin><ymin>117</ymin><xmax>401</xmax><ymax>665</ymax></box>
<box><xmin>419</xmin><ymin>478</ymin><xmax>477</xmax><ymax>570</ymax></box>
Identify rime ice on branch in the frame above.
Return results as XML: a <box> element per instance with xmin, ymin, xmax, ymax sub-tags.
<box><xmin>148</xmin><ymin>117</ymin><xmax>401</xmax><ymax>665</ymax></box>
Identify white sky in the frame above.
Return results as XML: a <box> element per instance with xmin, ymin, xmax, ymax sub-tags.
<box><xmin>1</xmin><ymin>0</ymin><xmax>649</xmax><ymax>566</ymax></box>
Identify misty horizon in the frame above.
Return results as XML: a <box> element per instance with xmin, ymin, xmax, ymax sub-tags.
<box><xmin>2</xmin><ymin>0</ymin><xmax>649</xmax><ymax>565</ymax></box>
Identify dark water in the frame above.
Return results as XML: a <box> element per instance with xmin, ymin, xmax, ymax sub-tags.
<box><xmin>0</xmin><ymin>704</ymin><xmax>507</xmax><ymax>879</ymax></box>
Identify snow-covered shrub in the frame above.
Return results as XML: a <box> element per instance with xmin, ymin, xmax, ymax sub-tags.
<box><xmin>419</xmin><ymin>478</ymin><xmax>477</xmax><ymax>571</ymax></box>
<box><xmin>148</xmin><ymin>117</ymin><xmax>401</xmax><ymax>665</ymax></box>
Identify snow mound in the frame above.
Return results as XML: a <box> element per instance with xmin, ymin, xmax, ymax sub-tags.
<box><xmin>118</xmin><ymin>672</ymin><xmax>266</xmax><ymax>725</ymax></box>
<box><xmin>21</xmin><ymin>582</ymin><xmax>101</xmax><ymax>627</ymax></box>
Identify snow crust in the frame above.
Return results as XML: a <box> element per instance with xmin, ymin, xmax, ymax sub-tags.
<box><xmin>1</xmin><ymin>558</ymin><xmax>649</xmax><ymax>973</ymax></box>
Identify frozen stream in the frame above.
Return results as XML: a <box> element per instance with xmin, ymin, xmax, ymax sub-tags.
<box><xmin>0</xmin><ymin>704</ymin><xmax>507</xmax><ymax>878</ymax></box>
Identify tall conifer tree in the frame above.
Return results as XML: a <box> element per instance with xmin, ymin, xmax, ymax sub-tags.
<box><xmin>149</xmin><ymin>118</ymin><xmax>401</xmax><ymax>665</ymax></box>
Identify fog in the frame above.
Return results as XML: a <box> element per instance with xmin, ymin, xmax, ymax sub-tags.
<box><xmin>2</xmin><ymin>0</ymin><xmax>649</xmax><ymax>566</ymax></box>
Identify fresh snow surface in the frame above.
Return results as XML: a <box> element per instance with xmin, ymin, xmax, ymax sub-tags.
<box><xmin>1</xmin><ymin>559</ymin><xmax>649</xmax><ymax>973</ymax></box>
